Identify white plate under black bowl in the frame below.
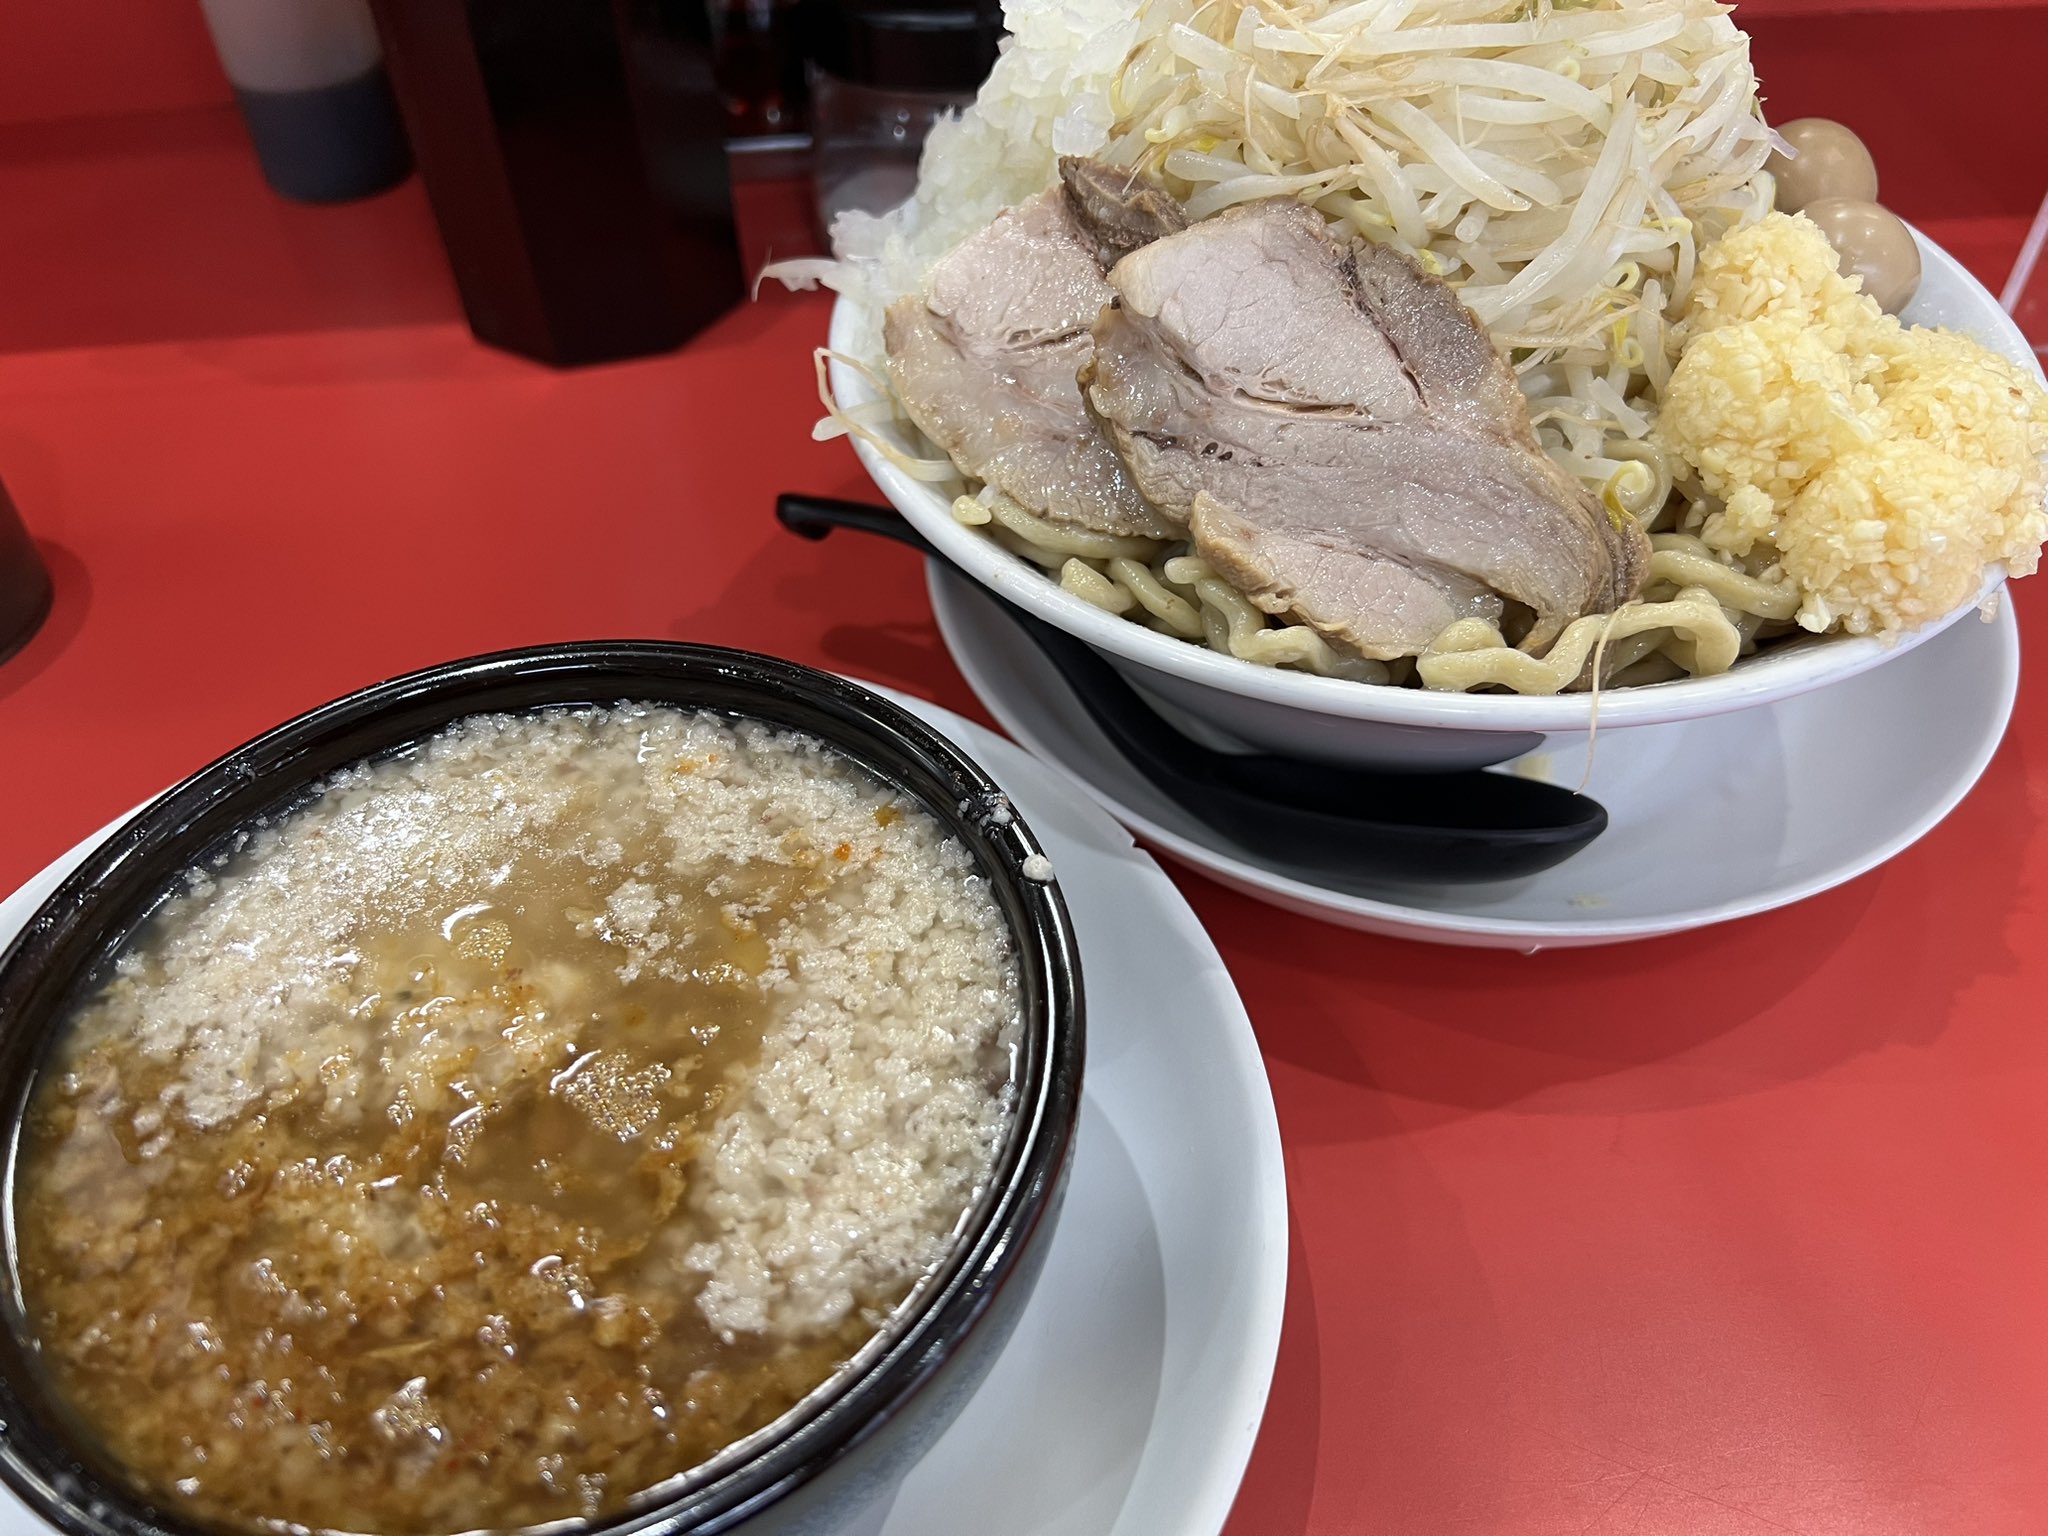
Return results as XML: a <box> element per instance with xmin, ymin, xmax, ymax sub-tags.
<box><xmin>0</xmin><ymin>689</ymin><xmax>1286</xmax><ymax>1536</ymax></box>
<box><xmin>929</xmin><ymin>563</ymin><xmax>2023</xmax><ymax>951</ymax></box>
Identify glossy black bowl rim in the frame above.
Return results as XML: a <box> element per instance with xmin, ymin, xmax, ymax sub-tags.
<box><xmin>0</xmin><ymin>640</ymin><xmax>1085</xmax><ymax>1536</ymax></box>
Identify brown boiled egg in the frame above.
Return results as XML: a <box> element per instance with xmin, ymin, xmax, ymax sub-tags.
<box><xmin>1802</xmin><ymin>196</ymin><xmax>1922</xmax><ymax>315</ymax></box>
<box><xmin>1768</xmin><ymin>117</ymin><xmax>1880</xmax><ymax>213</ymax></box>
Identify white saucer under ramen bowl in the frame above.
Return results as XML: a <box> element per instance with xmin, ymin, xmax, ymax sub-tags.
<box><xmin>834</xmin><ymin>230</ymin><xmax>2042</xmax><ymax>772</ymax></box>
<box><xmin>929</xmin><ymin>564</ymin><xmax>2022</xmax><ymax>949</ymax></box>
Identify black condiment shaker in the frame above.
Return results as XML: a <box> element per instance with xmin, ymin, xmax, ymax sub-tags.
<box><xmin>367</xmin><ymin>0</ymin><xmax>745</xmax><ymax>369</ymax></box>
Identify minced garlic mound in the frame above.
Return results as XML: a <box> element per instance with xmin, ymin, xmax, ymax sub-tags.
<box><xmin>1655</xmin><ymin>211</ymin><xmax>2048</xmax><ymax>637</ymax></box>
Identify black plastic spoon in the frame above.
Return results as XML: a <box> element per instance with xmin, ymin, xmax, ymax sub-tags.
<box><xmin>776</xmin><ymin>493</ymin><xmax>1606</xmax><ymax>883</ymax></box>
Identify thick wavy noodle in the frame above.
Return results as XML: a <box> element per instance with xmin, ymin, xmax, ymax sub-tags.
<box><xmin>985</xmin><ymin>490</ymin><xmax>1789</xmax><ymax>695</ymax></box>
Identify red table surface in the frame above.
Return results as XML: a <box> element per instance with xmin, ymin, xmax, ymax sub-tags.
<box><xmin>4</xmin><ymin>89</ymin><xmax>2048</xmax><ymax>1536</ymax></box>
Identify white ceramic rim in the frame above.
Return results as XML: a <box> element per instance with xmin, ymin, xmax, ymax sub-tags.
<box><xmin>835</xmin><ymin>228</ymin><xmax>2042</xmax><ymax>737</ymax></box>
<box><xmin>929</xmin><ymin>561</ymin><xmax>2024</xmax><ymax>946</ymax></box>
<box><xmin>871</xmin><ymin>686</ymin><xmax>1286</xmax><ymax>1533</ymax></box>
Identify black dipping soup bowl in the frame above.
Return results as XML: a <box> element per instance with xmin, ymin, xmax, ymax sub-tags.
<box><xmin>0</xmin><ymin>642</ymin><xmax>1084</xmax><ymax>1536</ymax></box>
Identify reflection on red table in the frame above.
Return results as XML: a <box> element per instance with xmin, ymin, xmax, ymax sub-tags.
<box><xmin>4</xmin><ymin>22</ymin><xmax>2048</xmax><ymax>1534</ymax></box>
<box><xmin>2004</xmin><ymin>190</ymin><xmax>2048</xmax><ymax>357</ymax></box>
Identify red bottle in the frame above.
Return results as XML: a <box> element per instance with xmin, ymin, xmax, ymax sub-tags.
<box><xmin>708</xmin><ymin>0</ymin><xmax>809</xmax><ymax>137</ymax></box>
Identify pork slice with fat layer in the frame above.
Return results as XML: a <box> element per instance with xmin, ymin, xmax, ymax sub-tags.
<box><xmin>1085</xmin><ymin>199</ymin><xmax>1650</xmax><ymax>656</ymax></box>
<box><xmin>883</xmin><ymin>180</ymin><xmax>1174</xmax><ymax>539</ymax></box>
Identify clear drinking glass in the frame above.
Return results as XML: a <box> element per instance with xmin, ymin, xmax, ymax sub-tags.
<box><xmin>803</xmin><ymin>0</ymin><xmax>998</xmax><ymax>235</ymax></box>
<box><xmin>2002</xmin><ymin>186</ymin><xmax>2048</xmax><ymax>361</ymax></box>
<box><xmin>809</xmin><ymin>68</ymin><xmax>971</xmax><ymax>229</ymax></box>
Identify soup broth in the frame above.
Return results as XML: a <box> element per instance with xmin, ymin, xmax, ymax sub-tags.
<box><xmin>13</xmin><ymin>707</ymin><xmax>1020</xmax><ymax>1535</ymax></box>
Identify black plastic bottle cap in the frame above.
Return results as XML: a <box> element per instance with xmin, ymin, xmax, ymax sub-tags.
<box><xmin>804</xmin><ymin>0</ymin><xmax>1002</xmax><ymax>92</ymax></box>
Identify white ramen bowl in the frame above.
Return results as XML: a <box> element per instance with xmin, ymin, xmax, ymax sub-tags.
<box><xmin>831</xmin><ymin>230</ymin><xmax>2044</xmax><ymax>771</ymax></box>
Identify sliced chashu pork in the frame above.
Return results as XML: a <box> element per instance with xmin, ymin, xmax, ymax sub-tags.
<box><xmin>1085</xmin><ymin>199</ymin><xmax>1651</xmax><ymax>658</ymax></box>
<box><xmin>883</xmin><ymin>164</ymin><xmax>1180</xmax><ymax>539</ymax></box>
<box><xmin>1057</xmin><ymin>155</ymin><xmax>1189</xmax><ymax>268</ymax></box>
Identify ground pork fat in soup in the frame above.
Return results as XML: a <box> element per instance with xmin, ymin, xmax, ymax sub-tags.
<box><xmin>14</xmin><ymin>706</ymin><xmax>1022</xmax><ymax>1534</ymax></box>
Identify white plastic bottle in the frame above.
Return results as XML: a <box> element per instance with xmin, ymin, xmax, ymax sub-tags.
<box><xmin>198</xmin><ymin>0</ymin><xmax>411</xmax><ymax>202</ymax></box>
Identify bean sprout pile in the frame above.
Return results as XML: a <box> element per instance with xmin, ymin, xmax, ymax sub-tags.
<box><xmin>1093</xmin><ymin>0</ymin><xmax>1777</xmax><ymax>520</ymax></box>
